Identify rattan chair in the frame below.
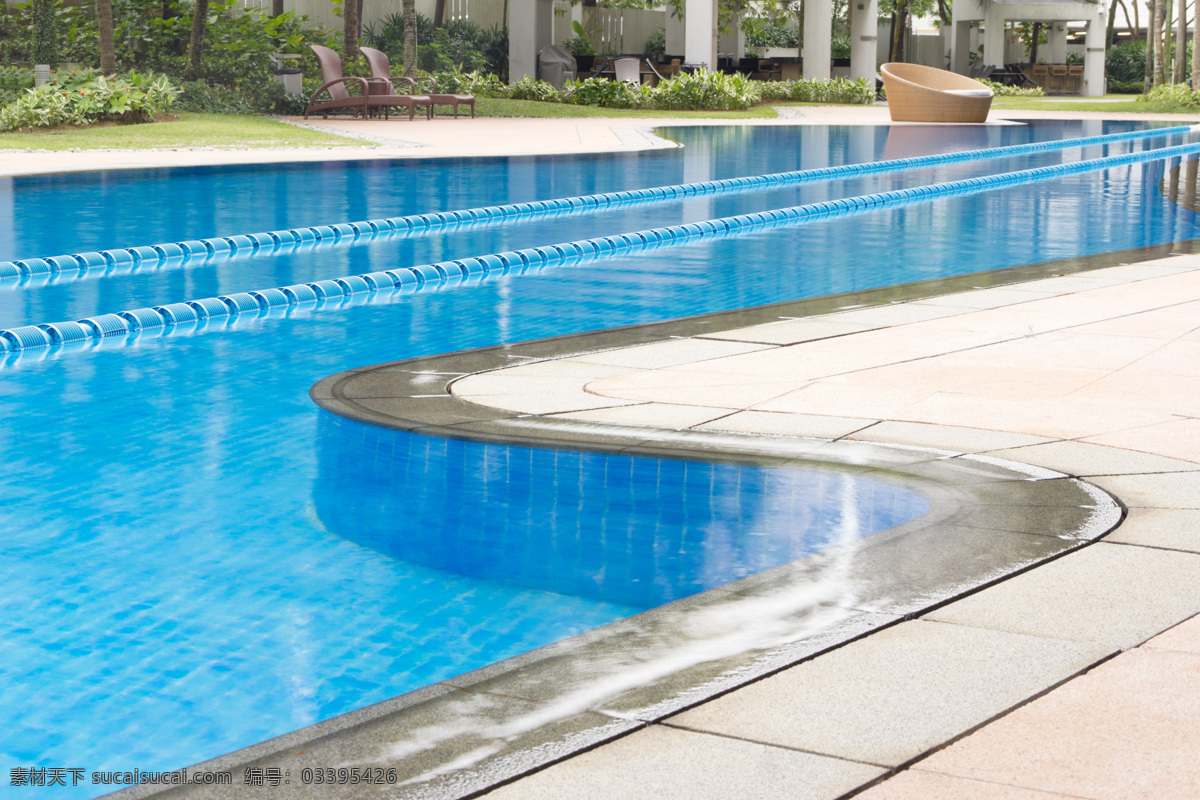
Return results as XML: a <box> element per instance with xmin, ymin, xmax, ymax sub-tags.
<box><xmin>880</xmin><ymin>63</ymin><xmax>994</xmax><ymax>124</ymax></box>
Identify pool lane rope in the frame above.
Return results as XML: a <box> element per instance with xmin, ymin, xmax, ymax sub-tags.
<box><xmin>4</xmin><ymin>140</ymin><xmax>1200</xmax><ymax>354</ymax></box>
<box><xmin>2</xmin><ymin>125</ymin><xmax>1196</xmax><ymax>283</ymax></box>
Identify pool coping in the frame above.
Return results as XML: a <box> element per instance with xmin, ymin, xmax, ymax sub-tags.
<box><xmin>107</xmin><ymin>239</ymin><xmax>1200</xmax><ymax>800</ymax></box>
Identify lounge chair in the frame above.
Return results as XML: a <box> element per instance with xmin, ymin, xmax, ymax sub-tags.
<box><xmin>357</xmin><ymin>47</ymin><xmax>435</xmax><ymax>120</ymax></box>
<box><xmin>413</xmin><ymin>76</ymin><xmax>476</xmax><ymax>118</ymax></box>
<box><xmin>880</xmin><ymin>63</ymin><xmax>994</xmax><ymax>124</ymax></box>
<box><xmin>304</xmin><ymin>44</ymin><xmax>370</xmax><ymax>119</ymax></box>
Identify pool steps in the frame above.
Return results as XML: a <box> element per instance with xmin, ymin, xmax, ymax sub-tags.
<box><xmin>4</xmin><ymin>138</ymin><xmax>1200</xmax><ymax>354</ymax></box>
<box><xmin>0</xmin><ymin>126</ymin><xmax>1192</xmax><ymax>284</ymax></box>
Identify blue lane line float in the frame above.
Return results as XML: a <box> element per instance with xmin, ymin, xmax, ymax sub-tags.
<box><xmin>3</xmin><ymin>125</ymin><xmax>1196</xmax><ymax>283</ymax></box>
<box><xmin>4</xmin><ymin>139</ymin><xmax>1199</xmax><ymax>356</ymax></box>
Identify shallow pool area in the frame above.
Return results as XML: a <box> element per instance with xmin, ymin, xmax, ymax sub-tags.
<box><xmin>0</xmin><ymin>120</ymin><xmax>1194</xmax><ymax>798</ymax></box>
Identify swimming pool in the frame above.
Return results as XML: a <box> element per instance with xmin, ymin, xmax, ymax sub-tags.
<box><xmin>0</xmin><ymin>120</ymin><xmax>1193</xmax><ymax>798</ymax></box>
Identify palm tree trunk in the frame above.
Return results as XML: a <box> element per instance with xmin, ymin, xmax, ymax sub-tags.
<box><xmin>1193</xmin><ymin>0</ymin><xmax>1200</xmax><ymax>86</ymax></box>
<box><xmin>344</xmin><ymin>0</ymin><xmax>360</xmax><ymax>64</ymax></box>
<box><xmin>1156</xmin><ymin>0</ymin><xmax>1169</xmax><ymax>85</ymax></box>
<box><xmin>186</xmin><ymin>0</ymin><xmax>209</xmax><ymax>79</ymax></box>
<box><xmin>403</xmin><ymin>0</ymin><xmax>417</xmax><ymax>74</ymax></box>
<box><xmin>890</xmin><ymin>0</ymin><xmax>908</xmax><ymax>63</ymax></box>
<box><xmin>96</xmin><ymin>0</ymin><xmax>116</xmax><ymax>73</ymax></box>
<box><xmin>1174</xmin><ymin>0</ymin><xmax>1187</xmax><ymax>83</ymax></box>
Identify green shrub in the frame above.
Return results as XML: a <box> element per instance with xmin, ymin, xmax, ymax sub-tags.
<box><xmin>651</xmin><ymin>70</ymin><xmax>760</xmax><ymax>111</ymax></box>
<box><xmin>979</xmin><ymin>79</ymin><xmax>1044</xmax><ymax>97</ymax></box>
<box><xmin>0</xmin><ymin>69</ymin><xmax>176</xmax><ymax>131</ymax></box>
<box><xmin>1137</xmin><ymin>82</ymin><xmax>1200</xmax><ymax>109</ymax></box>
<box><xmin>744</xmin><ymin>20</ymin><xmax>799</xmax><ymax>49</ymax></box>
<box><xmin>432</xmin><ymin>67</ymin><xmax>510</xmax><ymax>98</ymax></box>
<box><xmin>1106</xmin><ymin>40</ymin><xmax>1146</xmax><ymax>86</ymax></box>
<box><xmin>0</xmin><ymin>66</ymin><xmax>34</xmax><ymax>107</ymax></box>
<box><xmin>644</xmin><ymin>27</ymin><xmax>666</xmax><ymax>57</ymax></box>
<box><xmin>1108</xmin><ymin>79</ymin><xmax>1144</xmax><ymax>94</ymax></box>
<box><xmin>562</xmin><ymin>76</ymin><xmax>646</xmax><ymax>108</ymax></box>
<box><xmin>509</xmin><ymin>75</ymin><xmax>560</xmax><ymax>102</ymax></box>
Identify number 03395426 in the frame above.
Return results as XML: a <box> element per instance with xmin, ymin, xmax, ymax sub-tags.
<box><xmin>300</xmin><ymin>767</ymin><xmax>398</xmax><ymax>785</ymax></box>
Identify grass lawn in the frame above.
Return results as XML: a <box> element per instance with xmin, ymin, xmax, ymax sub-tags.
<box><xmin>0</xmin><ymin>112</ymin><xmax>366</xmax><ymax>151</ymax></box>
<box><xmin>991</xmin><ymin>94</ymin><xmax>1193</xmax><ymax>113</ymax></box>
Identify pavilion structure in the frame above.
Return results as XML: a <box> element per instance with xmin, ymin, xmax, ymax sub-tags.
<box><xmin>509</xmin><ymin>0</ymin><xmax>1107</xmax><ymax>95</ymax></box>
<box><xmin>508</xmin><ymin>0</ymin><xmax>880</xmax><ymax>85</ymax></box>
<box><xmin>951</xmin><ymin>0</ymin><xmax>1108</xmax><ymax>96</ymax></box>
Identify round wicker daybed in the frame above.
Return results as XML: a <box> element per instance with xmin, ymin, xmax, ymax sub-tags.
<box><xmin>881</xmin><ymin>63</ymin><xmax>994</xmax><ymax>124</ymax></box>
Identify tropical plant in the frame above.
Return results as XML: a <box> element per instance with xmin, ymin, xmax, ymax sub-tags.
<box><xmin>979</xmin><ymin>79</ymin><xmax>1044</xmax><ymax>97</ymax></box>
<box><xmin>643</xmin><ymin>27</ymin><xmax>666</xmax><ymax>56</ymax></box>
<box><xmin>0</xmin><ymin>69</ymin><xmax>176</xmax><ymax>131</ymax></box>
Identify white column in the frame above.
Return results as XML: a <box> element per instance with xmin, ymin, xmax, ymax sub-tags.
<box><xmin>850</xmin><ymin>0</ymin><xmax>878</xmax><ymax>81</ymax></box>
<box><xmin>684</xmin><ymin>0</ymin><xmax>718</xmax><ymax>69</ymax></box>
<box><xmin>804</xmin><ymin>0</ymin><xmax>832</xmax><ymax>79</ymax></box>
<box><xmin>951</xmin><ymin>20</ymin><xmax>972</xmax><ymax>73</ymax></box>
<box><xmin>1048</xmin><ymin>23</ymin><xmax>1067</xmax><ymax>63</ymax></box>
<box><xmin>1082</xmin><ymin>17</ymin><xmax>1107</xmax><ymax>96</ymax></box>
<box><xmin>508</xmin><ymin>0</ymin><xmax>553</xmax><ymax>82</ymax></box>
<box><xmin>982</xmin><ymin>9</ymin><xmax>1005</xmax><ymax>68</ymax></box>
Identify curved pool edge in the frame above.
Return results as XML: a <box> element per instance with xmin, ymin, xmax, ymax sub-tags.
<box><xmin>102</xmin><ymin>246</ymin><xmax>1173</xmax><ymax>800</ymax></box>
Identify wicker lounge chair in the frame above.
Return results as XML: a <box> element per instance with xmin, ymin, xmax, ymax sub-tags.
<box><xmin>357</xmin><ymin>47</ymin><xmax>435</xmax><ymax>120</ymax></box>
<box><xmin>304</xmin><ymin>45</ymin><xmax>369</xmax><ymax>119</ymax></box>
<box><xmin>880</xmin><ymin>63</ymin><xmax>994</xmax><ymax>124</ymax></box>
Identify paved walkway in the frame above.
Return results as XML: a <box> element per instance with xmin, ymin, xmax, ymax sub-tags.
<box><xmin>451</xmin><ymin>258</ymin><xmax>1200</xmax><ymax>800</ymax></box>
<box><xmin>11</xmin><ymin>106</ymin><xmax>1199</xmax><ymax>799</ymax></box>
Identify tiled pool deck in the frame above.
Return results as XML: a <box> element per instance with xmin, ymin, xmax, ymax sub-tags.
<box><xmin>9</xmin><ymin>106</ymin><xmax>1200</xmax><ymax>799</ymax></box>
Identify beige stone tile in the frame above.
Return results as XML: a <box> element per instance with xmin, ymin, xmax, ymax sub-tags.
<box><xmin>1073</xmin><ymin>309</ymin><xmax>1200</xmax><ymax>340</ymax></box>
<box><xmin>1144</xmin><ymin>612</ymin><xmax>1200</xmax><ymax>654</ymax></box>
<box><xmin>1122</xmin><ymin>339</ymin><xmax>1200</xmax><ymax>377</ymax></box>
<box><xmin>856</xmin><ymin>770</ymin><xmax>1075</xmax><ymax>800</ymax></box>
<box><xmin>1105</xmin><ymin>508</ymin><xmax>1200</xmax><ymax>553</ymax></box>
<box><xmin>590</xmin><ymin>377</ymin><xmax>801</xmax><ymax>409</ymax></box>
<box><xmin>912</xmin><ymin>287</ymin><xmax>1062</xmax><ymax>310</ymax></box>
<box><xmin>452</xmin><ymin>373</ymin><xmax>607</xmax><ymax>397</ymax></box>
<box><xmin>480</xmin><ymin>725</ymin><xmax>885</xmax><ymax>800</ymax></box>
<box><xmin>697</xmin><ymin>318</ymin><xmax>876</xmax><ymax>345</ymax></box>
<box><xmin>492</xmin><ymin>358</ymin><xmax>645</xmax><ymax>379</ymax></box>
<box><xmin>695</xmin><ymin>410</ymin><xmax>876</xmax><ymax>439</ymax></box>
<box><xmin>926</xmin><ymin>543</ymin><xmax>1200</xmax><ymax>648</ymax></box>
<box><xmin>826</xmin><ymin>303</ymin><xmax>968</xmax><ymax>327</ymax></box>
<box><xmin>1088</xmin><ymin>472</ymin><xmax>1200</xmax><ymax>509</ymax></box>
<box><xmin>1082</xmin><ymin>418</ymin><xmax>1200</xmax><ymax>463</ymax></box>
<box><xmin>552</xmin><ymin>403</ymin><xmax>731</xmax><ymax>429</ymax></box>
<box><xmin>463</xmin><ymin>390</ymin><xmax>636</xmax><ymax>415</ymax></box>
<box><xmin>916</xmin><ymin>649</ymin><xmax>1200</xmax><ymax>800</ymax></box>
<box><xmin>1064</xmin><ymin>371</ymin><xmax>1200</xmax><ymax>418</ymax></box>
<box><xmin>569</xmin><ymin>338</ymin><xmax>774</xmax><ymax>369</ymax></box>
<box><xmin>856</xmin><ymin>357</ymin><xmax>1112</xmax><ymax>402</ymax></box>
<box><xmin>893</xmin><ymin>394</ymin><xmax>1173</xmax><ymax>441</ymax></box>
<box><xmin>753</xmin><ymin>378</ymin><xmax>934</xmax><ymax>420</ymax></box>
<box><xmin>848</xmin><ymin>421</ymin><xmax>1052</xmax><ymax>453</ymax></box>
<box><xmin>986</xmin><ymin>441</ymin><xmax>1200</xmax><ymax>476</ymax></box>
<box><xmin>669</xmin><ymin>620</ymin><xmax>1110</xmax><ymax>767</ymax></box>
<box><xmin>975</xmin><ymin>331</ymin><xmax>1166</xmax><ymax>372</ymax></box>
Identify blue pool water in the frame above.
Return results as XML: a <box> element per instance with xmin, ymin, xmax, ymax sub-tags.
<box><xmin>1</xmin><ymin>120</ymin><xmax>1198</xmax><ymax>797</ymax></box>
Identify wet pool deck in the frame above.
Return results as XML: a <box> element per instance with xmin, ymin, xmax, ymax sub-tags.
<box><xmin>9</xmin><ymin>106</ymin><xmax>1199</xmax><ymax>800</ymax></box>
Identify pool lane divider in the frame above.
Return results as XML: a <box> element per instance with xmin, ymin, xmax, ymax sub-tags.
<box><xmin>3</xmin><ymin>140</ymin><xmax>1200</xmax><ymax>354</ymax></box>
<box><xmin>1</xmin><ymin>125</ymin><xmax>1196</xmax><ymax>284</ymax></box>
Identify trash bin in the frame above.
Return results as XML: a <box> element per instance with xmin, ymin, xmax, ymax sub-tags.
<box><xmin>538</xmin><ymin>45</ymin><xmax>577</xmax><ymax>89</ymax></box>
<box><xmin>271</xmin><ymin>54</ymin><xmax>303</xmax><ymax>96</ymax></box>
